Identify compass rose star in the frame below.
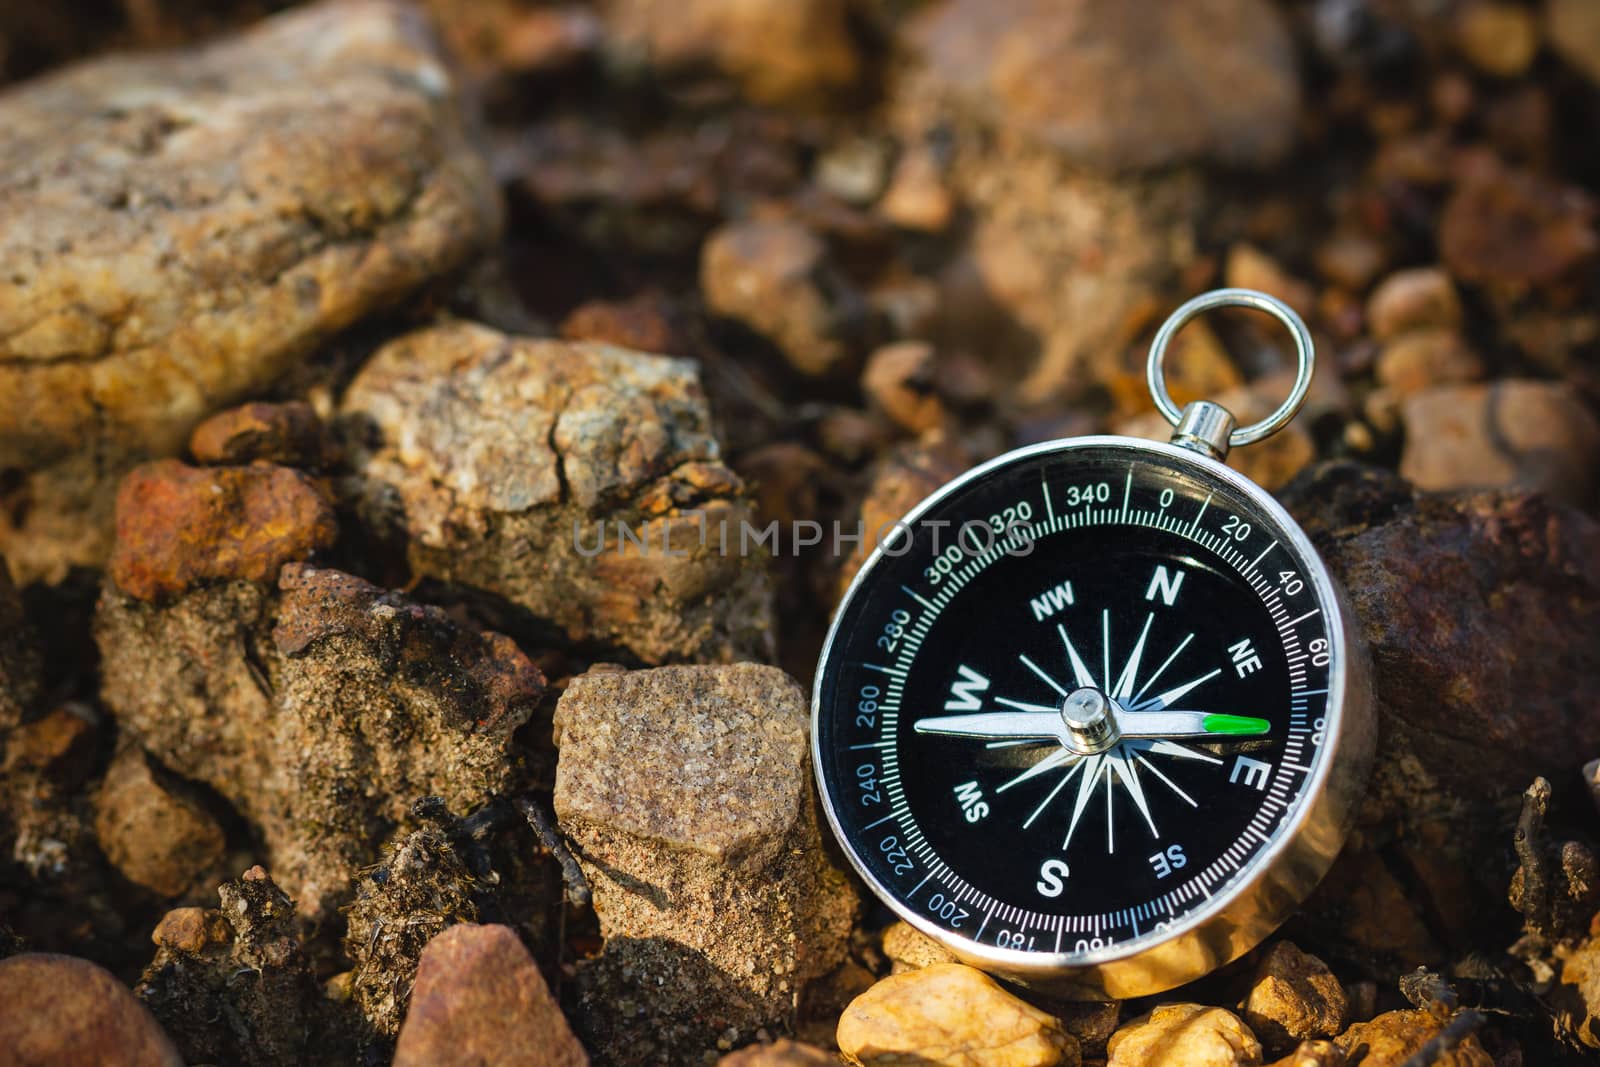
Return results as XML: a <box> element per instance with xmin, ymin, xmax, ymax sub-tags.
<box><xmin>912</xmin><ymin>609</ymin><xmax>1253</xmax><ymax>856</ymax></box>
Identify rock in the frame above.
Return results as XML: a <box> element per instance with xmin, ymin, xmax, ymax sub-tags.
<box><xmin>1279</xmin><ymin>463</ymin><xmax>1600</xmax><ymax>961</ymax></box>
<box><xmin>1315</xmin><ymin>231</ymin><xmax>1387</xmax><ymax>293</ymax></box>
<box><xmin>92</xmin><ymin>745</ymin><xmax>226</xmax><ymax>898</ymax></box>
<box><xmin>720</xmin><ymin>1039</ymin><xmax>837</xmax><ymax>1065</ymax></box>
<box><xmin>1439</xmin><ymin>166</ymin><xmax>1597</xmax><ymax>295</ymax></box>
<box><xmin>1</xmin><ymin>703</ymin><xmax>104</xmax><ymax>891</ymax></box>
<box><xmin>1240</xmin><ymin>943</ymin><xmax>1348</xmax><ymax>1054</ymax></box>
<box><xmin>0</xmin><ymin>557</ymin><xmax>42</xmax><ymax>732</ymax></box>
<box><xmin>1366</xmin><ymin>269</ymin><xmax>1462</xmax><ymax>341</ymax></box>
<box><xmin>1266</xmin><ymin>1042</ymin><xmax>1346</xmax><ymax>1067</ymax></box>
<box><xmin>561</xmin><ymin>294</ymin><xmax>688</xmax><ymax>356</ymax></box>
<box><xmin>96</xmin><ymin>563</ymin><xmax>543</xmax><ymax>916</ymax></box>
<box><xmin>392</xmin><ymin>924</ymin><xmax>588</xmax><ymax>1067</ymax></box>
<box><xmin>0</xmin><ymin>0</ymin><xmax>500</xmax><ymax>584</ymax></box>
<box><xmin>817</xmin><ymin>136</ymin><xmax>893</xmax><ymax>206</ymax></box>
<box><xmin>1106</xmin><ymin>1003</ymin><xmax>1261</xmax><ymax>1067</ymax></box>
<box><xmin>928</xmin><ymin>151</ymin><xmax>1203</xmax><ymax>404</ymax></box>
<box><xmin>702</xmin><ymin>219</ymin><xmax>869</xmax><ymax>377</ymax></box>
<box><xmin>897</xmin><ymin>0</ymin><xmax>1298</xmax><ymax>171</ymax></box>
<box><xmin>1373</xmin><ymin>330</ymin><xmax>1484</xmax><ymax>398</ymax></box>
<box><xmin>1333</xmin><ymin>1010</ymin><xmax>1492</xmax><ymax>1067</ymax></box>
<box><xmin>1455</xmin><ymin>2</ymin><xmax>1540</xmax><ymax>77</ymax></box>
<box><xmin>554</xmin><ymin>664</ymin><xmax>857</xmax><ymax>1064</ymax></box>
<box><xmin>879</xmin><ymin>143</ymin><xmax>956</xmax><ymax>233</ymax></box>
<box><xmin>3</xmin><ymin>704</ymin><xmax>99</xmax><ymax>785</ymax></box>
<box><xmin>136</xmin><ymin>867</ymin><xmax>324</xmax><ymax>1067</ymax></box>
<box><xmin>836</xmin><ymin>963</ymin><xmax>1079</xmax><ymax>1067</ymax></box>
<box><xmin>1225</xmin><ymin>245</ymin><xmax>1315</xmax><ymax>319</ymax></box>
<box><xmin>188</xmin><ymin>402</ymin><xmax>330</xmax><ymax>468</ymax></box>
<box><xmin>341</xmin><ymin>320</ymin><xmax>773</xmax><ymax>665</ymax></box>
<box><xmin>108</xmin><ymin>460</ymin><xmax>338</xmax><ymax>602</ymax></box>
<box><xmin>1399</xmin><ymin>380</ymin><xmax>1600</xmax><ymax>504</ymax></box>
<box><xmin>838</xmin><ymin>438</ymin><xmax>973</xmax><ymax>595</ymax></box>
<box><xmin>603</xmin><ymin>0</ymin><xmax>862</xmax><ymax>108</ymax></box>
<box><xmin>344</xmin><ymin>817</ymin><xmax>482</xmax><ymax>1040</ymax></box>
<box><xmin>0</xmin><ymin>952</ymin><xmax>184</xmax><ymax>1066</ymax></box>
<box><xmin>1558</xmin><ymin>930</ymin><xmax>1600</xmax><ymax>1047</ymax></box>
<box><xmin>1549</xmin><ymin>0</ymin><xmax>1600</xmax><ymax>86</ymax></box>
<box><xmin>863</xmin><ymin>342</ymin><xmax>946</xmax><ymax>435</ymax></box>
<box><xmin>882</xmin><ymin>921</ymin><xmax>959</xmax><ymax>973</ymax></box>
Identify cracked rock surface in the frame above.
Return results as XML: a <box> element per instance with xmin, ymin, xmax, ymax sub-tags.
<box><xmin>342</xmin><ymin>320</ymin><xmax>775</xmax><ymax>664</ymax></box>
<box><xmin>0</xmin><ymin>0</ymin><xmax>500</xmax><ymax>584</ymax></box>
<box><xmin>554</xmin><ymin>663</ymin><xmax>857</xmax><ymax>1065</ymax></box>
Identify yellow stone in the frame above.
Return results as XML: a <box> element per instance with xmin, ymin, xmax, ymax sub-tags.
<box><xmin>837</xmin><ymin>963</ymin><xmax>1079</xmax><ymax>1067</ymax></box>
<box><xmin>1107</xmin><ymin>1003</ymin><xmax>1262</xmax><ymax>1067</ymax></box>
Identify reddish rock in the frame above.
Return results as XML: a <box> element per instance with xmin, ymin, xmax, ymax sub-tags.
<box><xmin>0</xmin><ymin>953</ymin><xmax>184</xmax><ymax>1066</ymax></box>
<box><xmin>188</xmin><ymin>401</ymin><xmax>329</xmax><ymax>468</ymax></box>
<box><xmin>561</xmin><ymin>294</ymin><xmax>687</xmax><ymax>355</ymax></box>
<box><xmin>392</xmin><ymin>924</ymin><xmax>588</xmax><ymax>1067</ymax></box>
<box><xmin>108</xmin><ymin>460</ymin><xmax>337</xmax><ymax>601</ymax></box>
<box><xmin>1440</xmin><ymin>166</ymin><xmax>1598</xmax><ymax>294</ymax></box>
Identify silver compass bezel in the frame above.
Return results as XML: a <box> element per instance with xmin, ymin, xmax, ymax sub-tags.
<box><xmin>810</xmin><ymin>434</ymin><xmax>1375</xmax><ymax>999</ymax></box>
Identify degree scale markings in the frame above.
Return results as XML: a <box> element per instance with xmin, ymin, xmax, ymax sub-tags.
<box><xmin>850</xmin><ymin>458</ymin><xmax>1333</xmax><ymax>952</ymax></box>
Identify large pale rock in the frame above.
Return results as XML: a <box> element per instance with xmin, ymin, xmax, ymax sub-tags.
<box><xmin>0</xmin><ymin>0</ymin><xmax>500</xmax><ymax>583</ymax></box>
<box><xmin>342</xmin><ymin>320</ymin><xmax>774</xmax><ymax>664</ymax></box>
<box><xmin>96</xmin><ymin>563</ymin><xmax>543</xmax><ymax>917</ymax></box>
<box><xmin>0</xmin><ymin>952</ymin><xmax>184</xmax><ymax>1066</ymax></box>
<box><xmin>897</xmin><ymin>0</ymin><xmax>1298</xmax><ymax>170</ymax></box>
<box><xmin>836</xmin><ymin>963</ymin><xmax>1079</xmax><ymax>1067</ymax></box>
<box><xmin>1106</xmin><ymin>1003</ymin><xmax>1261</xmax><ymax>1067</ymax></box>
<box><xmin>554</xmin><ymin>664</ymin><xmax>857</xmax><ymax>1065</ymax></box>
<box><xmin>393</xmin><ymin>924</ymin><xmax>588</xmax><ymax>1067</ymax></box>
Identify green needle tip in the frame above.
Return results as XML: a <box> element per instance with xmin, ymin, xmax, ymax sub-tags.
<box><xmin>1202</xmin><ymin>714</ymin><xmax>1271</xmax><ymax>736</ymax></box>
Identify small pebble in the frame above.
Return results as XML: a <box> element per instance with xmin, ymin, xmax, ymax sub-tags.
<box><xmin>1366</xmin><ymin>268</ymin><xmax>1461</xmax><ymax>340</ymax></box>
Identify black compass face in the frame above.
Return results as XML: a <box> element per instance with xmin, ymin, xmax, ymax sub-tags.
<box><xmin>814</xmin><ymin>440</ymin><xmax>1341</xmax><ymax>960</ymax></box>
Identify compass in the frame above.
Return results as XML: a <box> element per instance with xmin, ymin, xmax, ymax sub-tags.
<box><xmin>812</xmin><ymin>289</ymin><xmax>1375</xmax><ymax>998</ymax></box>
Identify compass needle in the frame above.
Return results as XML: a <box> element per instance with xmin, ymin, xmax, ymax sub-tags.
<box><xmin>811</xmin><ymin>289</ymin><xmax>1371</xmax><ymax>994</ymax></box>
